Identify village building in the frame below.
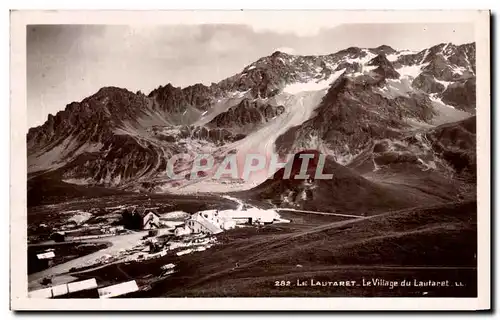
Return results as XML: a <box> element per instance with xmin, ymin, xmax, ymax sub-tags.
<box><xmin>142</xmin><ymin>211</ymin><xmax>161</xmax><ymax>229</ymax></box>
<box><xmin>34</xmin><ymin>250</ymin><xmax>56</xmax><ymax>269</ymax></box>
<box><xmin>121</xmin><ymin>206</ymin><xmax>163</xmax><ymax>230</ymax></box>
<box><xmin>218</xmin><ymin>208</ymin><xmax>279</xmax><ymax>225</ymax></box>
<box><xmin>37</xmin><ymin>251</ymin><xmax>55</xmax><ymax>260</ymax></box>
<box><xmin>182</xmin><ymin>209</ymin><xmax>238</xmax><ymax>235</ymax></box>
<box><xmin>29</xmin><ymin>278</ymin><xmax>98</xmax><ymax>299</ymax></box>
<box><xmin>101</xmin><ymin>225</ymin><xmax>125</xmax><ymax>234</ymax></box>
<box><xmin>178</xmin><ymin>207</ymin><xmax>289</xmax><ymax>236</ymax></box>
<box><xmin>97</xmin><ymin>280</ymin><xmax>139</xmax><ymax>299</ymax></box>
<box><xmin>174</xmin><ymin>225</ymin><xmax>192</xmax><ymax>236</ymax></box>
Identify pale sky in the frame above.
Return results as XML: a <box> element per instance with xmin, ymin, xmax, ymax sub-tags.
<box><xmin>27</xmin><ymin>23</ymin><xmax>474</xmax><ymax>128</ymax></box>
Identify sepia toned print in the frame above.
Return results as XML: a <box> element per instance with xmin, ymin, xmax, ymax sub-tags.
<box><xmin>10</xmin><ymin>10</ymin><xmax>490</xmax><ymax>311</ymax></box>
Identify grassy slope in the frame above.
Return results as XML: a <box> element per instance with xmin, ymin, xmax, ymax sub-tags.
<box><xmin>114</xmin><ymin>200</ymin><xmax>477</xmax><ymax>297</ymax></box>
<box><xmin>243</xmin><ymin>151</ymin><xmax>451</xmax><ymax>214</ymax></box>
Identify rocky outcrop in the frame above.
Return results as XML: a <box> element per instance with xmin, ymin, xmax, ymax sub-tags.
<box><xmin>153</xmin><ymin>125</ymin><xmax>246</xmax><ymax>145</ymax></box>
<box><xmin>27</xmin><ymin>87</ymin><xmax>150</xmax><ymax>154</ymax></box>
<box><xmin>367</xmin><ymin>54</ymin><xmax>400</xmax><ymax>79</ymax></box>
<box><xmin>441</xmin><ymin>78</ymin><xmax>476</xmax><ymax>113</ymax></box>
<box><xmin>425</xmin><ymin>116</ymin><xmax>476</xmax><ymax>180</ymax></box>
<box><xmin>369</xmin><ymin>44</ymin><xmax>397</xmax><ymax>56</ymax></box>
<box><xmin>347</xmin><ymin>116</ymin><xmax>476</xmax><ymax>180</ymax></box>
<box><xmin>336</xmin><ymin>62</ymin><xmax>362</xmax><ymax>73</ymax></box>
<box><xmin>148</xmin><ymin>83</ymin><xmax>214</xmax><ymax>113</ymax></box>
<box><xmin>207</xmin><ymin>99</ymin><xmax>285</xmax><ymax>130</ymax></box>
<box><xmin>412</xmin><ymin>73</ymin><xmax>446</xmax><ymax>94</ymax></box>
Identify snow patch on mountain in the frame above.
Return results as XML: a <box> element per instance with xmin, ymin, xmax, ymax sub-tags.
<box><xmin>387</xmin><ymin>49</ymin><xmax>417</xmax><ymax>62</ymax></box>
<box><xmin>376</xmin><ymin>78</ymin><xmax>413</xmax><ymax>98</ymax></box>
<box><xmin>434</xmin><ymin>78</ymin><xmax>454</xmax><ymax>90</ymax></box>
<box><xmin>170</xmin><ymin>88</ymin><xmax>332</xmax><ymax>193</ymax></box>
<box><xmin>386</xmin><ymin>53</ymin><xmax>399</xmax><ymax>62</ymax></box>
<box><xmin>451</xmin><ymin>65</ymin><xmax>467</xmax><ymax>75</ymax></box>
<box><xmin>344</xmin><ymin>50</ymin><xmax>376</xmax><ymax>65</ymax></box>
<box><xmin>430</xmin><ymin>93</ymin><xmax>454</xmax><ymax>108</ymax></box>
<box><xmin>396</xmin><ymin>64</ymin><xmax>426</xmax><ymax>80</ymax></box>
<box><xmin>283</xmin><ymin>69</ymin><xmax>345</xmax><ymax>94</ymax></box>
<box><xmin>194</xmin><ymin>94</ymin><xmax>247</xmax><ymax>126</ymax></box>
<box><xmin>430</xmin><ymin>100</ymin><xmax>472</xmax><ymax>126</ymax></box>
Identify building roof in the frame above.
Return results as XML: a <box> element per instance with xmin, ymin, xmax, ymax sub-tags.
<box><xmin>190</xmin><ymin>214</ymin><xmax>223</xmax><ymax>234</ymax></box>
<box><xmin>219</xmin><ymin>208</ymin><xmax>278</xmax><ymax>222</ymax></box>
<box><xmin>98</xmin><ymin>280</ymin><xmax>139</xmax><ymax>299</ymax></box>
<box><xmin>28</xmin><ymin>278</ymin><xmax>98</xmax><ymax>298</ymax></box>
<box><xmin>37</xmin><ymin>251</ymin><xmax>55</xmax><ymax>259</ymax></box>
<box><xmin>130</xmin><ymin>206</ymin><xmax>160</xmax><ymax>218</ymax></box>
<box><xmin>143</xmin><ymin>211</ymin><xmax>161</xmax><ymax>228</ymax></box>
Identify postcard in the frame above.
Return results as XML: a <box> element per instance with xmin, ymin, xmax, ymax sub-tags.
<box><xmin>10</xmin><ymin>9</ymin><xmax>490</xmax><ymax>311</ymax></box>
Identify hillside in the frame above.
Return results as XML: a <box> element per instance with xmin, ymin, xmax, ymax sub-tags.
<box><xmin>116</xmin><ymin>200</ymin><xmax>477</xmax><ymax>297</ymax></box>
<box><xmin>243</xmin><ymin>150</ymin><xmax>458</xmax><ymax>213</ymax></box>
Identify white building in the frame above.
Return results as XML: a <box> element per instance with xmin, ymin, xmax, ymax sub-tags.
<box><xmin>174</xmin><ymin>225</ymin><xmax>192</xmax><ymax>236</ymax></box>
<box><xmin>218</xmin><ymin>208</ymin><xmax>281</xmax><ymax>225</ymax></box>
<box><xmin>185</xmin><ymin>210</ymin><xmax>237</xmax><ymax>235</ymax></box>
<box><xmin>98</xmin><ymin>280</ymin><xmax>139</xmax><ymax>298</ymax></box>
<box><xmin>28</xmin><ymin>278</ymin><xmax>98</xmax><ymax>299</ymax></box>
<box><xmin>182</xmin><ymin>207</ymin><xmax>288</xmax><ymax>235</ymax></box>
<box><xmin>37</xmin><ymin>251</ymin><xmax>55</xmax><ymax>260</ymax></box>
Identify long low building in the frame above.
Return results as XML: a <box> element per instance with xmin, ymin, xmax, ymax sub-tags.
<box><xmin>28</xmin><ymin>278</ymin><xmax>98</xmax><ymax>299</ymax></box>
<box><xmin>219</xmin><ymin>207</ymin><xmax>281</xmax><ymax>224</ymax></box>
<box><xmin>177</xmin><ymin>207</ymin><xmax>288</xmax><ymax>235</ymax></box>
<box><xmin>98</xmin><ymin>280</ymin><xmax>139</xmax><ymax>298</ymax></box>
<box><xmin>29</xmin><ymin>279</ymin><xmax>141</xmax><ymax>299</ymax></box>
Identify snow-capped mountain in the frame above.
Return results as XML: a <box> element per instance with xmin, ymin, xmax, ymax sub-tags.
<box><xmin>27</xmin><ymin>42</ymin><xmax>476</xmax><ymax>196</ymax></box>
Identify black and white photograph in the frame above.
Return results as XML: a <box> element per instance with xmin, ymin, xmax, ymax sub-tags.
<box><xmin>10</xmin><ymin>10</ymin><xmax>490</xmax><ymax>310</ymax></box>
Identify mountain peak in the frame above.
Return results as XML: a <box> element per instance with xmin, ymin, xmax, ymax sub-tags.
<box><xmin>376</xmin><ymin>44</ymin><xmax>395</xmax><ymax>50</ymax></box>
<box><xmin>148</xmin><ymin>83</ymin><xmax>180</xmax><ymax>97</ymax></box>
<box><xmin>271</xmin><ymin>50</ymin><xmax>292</xmax><ymax>58</ymax></box>
<box><xmin>375</xmin><ymin>44</ymin><xmax>396</xmax><ymax>53</ymax></box>
<box><xmin>365</xmin><ymin>45</ymin><xmax>397</xmax><ymax>56</ymax></box>
<box><xmin>368</xmin><ymin>53</ymin><xmax>391</xmax><ymax>66</ymax></box>
<box><xmin>367</xmin><ymin>53</ymin><xmax>400</xmax><ymax>79</ymax></box>
<box><xmin>95</xmin><ymin>86</ymin><xmax>132</xmax><ymax>96</ymax></box>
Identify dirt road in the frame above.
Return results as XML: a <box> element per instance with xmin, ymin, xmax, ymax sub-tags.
<box><xmin>28</xmin><ymin>231</ymin><xmax>148</xmax><ymax>291</ymax></box>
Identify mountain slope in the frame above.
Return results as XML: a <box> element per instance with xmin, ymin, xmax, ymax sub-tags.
<box><xmin>242</xmin><ymin>150</ymin><xmax>452</xmax><ymax>213</ymax></box>
<box><xmin>27</xmin><ymin>42</ymin><xmax>476</xmax><ymax>193</ymax></box>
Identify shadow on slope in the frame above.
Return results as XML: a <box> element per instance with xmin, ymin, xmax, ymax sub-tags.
<box><xmin>242</xmin><ymin>150</ymin><xmax>449</xmax><ymax>214</ymax></box>
<box><xmin>27</xmin><ymin>174</ymin><xmax>131</xmax><ymax>207</ymax></box>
